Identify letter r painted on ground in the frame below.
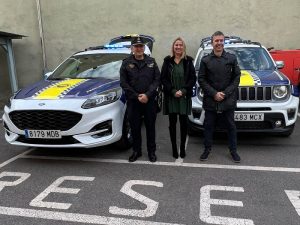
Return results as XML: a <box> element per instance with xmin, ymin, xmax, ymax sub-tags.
<box><xmin>0</xmin><ymin>171</ymin><xmax>31</xmax><ymax>192</ymax></box>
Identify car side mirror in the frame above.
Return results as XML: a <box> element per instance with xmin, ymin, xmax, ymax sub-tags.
<box><xmin>275</xmin><ymin>61</ymin><xmax>284</xmax><ymax>69</ymax></box>
<box><xmin>44</xmin><ymin>71</ymin><xmax>53</xmax><ymax>79</ymax></box>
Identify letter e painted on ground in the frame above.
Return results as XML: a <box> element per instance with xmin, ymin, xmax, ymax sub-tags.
<box><xmin>200</xmin><ymin>185</ymin><xmax>254</xmax><ymax>225</ymax></box>
<box><xmin>30</xmin><ymin>176</ymin><xmax>94</xmax><ymax>210</ymax></box>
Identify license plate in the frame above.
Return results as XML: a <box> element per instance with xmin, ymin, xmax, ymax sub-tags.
<box><xmin>25</xmin><ymin>130</ymin><xmax>62</xmax><ymax>139</ymax></box>
<box><xmin>234</xmin><ymin>113</ymin><xmax>264</xmax><ymax>121</ymax></box>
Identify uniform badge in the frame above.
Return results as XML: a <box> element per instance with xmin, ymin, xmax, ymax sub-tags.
<box><xmin>128</xmin><ymin>64</ymin><xmax>135</xmax><ymax>69</ymax></box>
<box><xmin>147</xmin><ymin>63</ymin><xmax>154</xmax><ymax>68</ymax></box>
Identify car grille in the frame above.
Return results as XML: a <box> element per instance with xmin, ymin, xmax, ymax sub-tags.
<box><xmin>237</xmin><ymin>86</ymin><xmax>272</xmax><ymax>101</ymax></box>
<box><xmin>235</xmin><ymin>121</ymin><xmax>273</xmax><ymax>130</ymax></box>
<box><xmin>16</xmin><ymin>135</ymin><xmax>80</xmax><ymax>145</ymax></box>
<box><xmin>9</xmin><ymin>110</ymin><xmax>82</xmax><ymax>131</ymax></box>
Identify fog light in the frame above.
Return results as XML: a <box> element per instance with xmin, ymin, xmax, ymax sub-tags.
<box><xmin>275</xmin><ymin>120</ymin><xmax>282</xmax><ymax>128</ymax></box>
<box><xmin>287</xmin><ymin>108</ymin><xmax>296</xmax><ymax>120</ymax></box>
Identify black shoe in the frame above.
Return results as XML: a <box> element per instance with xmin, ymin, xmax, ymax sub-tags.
<box><xmin>129</xmin><ymin>152</ymin><xmax>142</xmax><ymax>162</ymax></box>
<box><xmin>200</xmin><ymin>150</ymin><xmax>210</xmax><ymax>161</ymax></box>
<box><xmin>180</xmin><ymin>147</ymin><xmax>186</xmax><ymax>158</ymax></box>
<box><xmin>172</xmin><ymin>151</ymin><xmax>179</xmax><ymax>159</ymax></box>
<box><xmin>230</xmin><ymin>152</ymin><xmax>241</xmax><ymax>163</ymax></box>
<box><xmin>148</xmin><ymin>153</ymin><xmax>157</xmax><ymax>162</ymax></box>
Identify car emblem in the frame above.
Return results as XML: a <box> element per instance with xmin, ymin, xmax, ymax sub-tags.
<box><xmin>38</xmin><ymin>103</ymin><xmax>46</xmax><ymax>106</ymax></box>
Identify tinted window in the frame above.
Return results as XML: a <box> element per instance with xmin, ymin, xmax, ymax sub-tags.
<box><xmin>49</xmin><ymin>53</ymin><xmax>129</xmax><ymax>80</ymax></box>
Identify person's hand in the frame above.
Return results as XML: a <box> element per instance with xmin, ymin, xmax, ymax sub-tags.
<box><xmin>214</xmin><ymin>92</ymin><xmax>225</xmax><ymax>102</ymax></box>
<box><xmin>138</xmin><ymin>94</ymin><xmax>148</xmax><ymax>103</ymax></box>
<box><xmin>175</xmin><ymin>90</ymin><xmax>183</xmax><ymax>98</ymax></box>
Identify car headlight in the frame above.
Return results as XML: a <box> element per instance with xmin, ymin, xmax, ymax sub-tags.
<box><xmin>81</xmin><ymin>88</ymin><xmax>122</xmax><ymax>109</ymax></box>
<box><xmin>272</xmin><ymin>85</ymin><xmax>289</xmax><ymax>100</ymax></box>
<box><xmin>6</xmin><ymin>90</ymin><xmax>20</xmax><ymax>108</ymax></box>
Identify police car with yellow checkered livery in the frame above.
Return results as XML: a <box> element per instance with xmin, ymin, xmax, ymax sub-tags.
<box><xmin>189</xmin><ymin>36</ymin><xmax>299</xmax><ymax>136</ymax></box>
<box><xmin>2</xmin><ymin>35</ymin><xmax>156</xmax><ymax>148</ymax></box>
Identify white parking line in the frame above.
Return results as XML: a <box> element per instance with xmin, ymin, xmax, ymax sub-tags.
<box><xmin>20</xmin><ymin>155</ymin><xmax>300</xmax><ymax>173</ymax></box>
<box><xmin>298</xmin><ymin>112</ymin><xmax>300</xmax><ymax>118</ymax></box>
<box><xmin>0</xmin><ymin>149</ymin><xmax>33</xmax><ymax>169</ymax></box>
<box><xmin>0</xmin><ymin>206</ymin><xmax>184</xmax><ymax>225</ymax></box>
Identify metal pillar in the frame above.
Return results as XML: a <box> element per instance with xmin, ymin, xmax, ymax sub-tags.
<box><xmin>0</xmin><ymin>38</ymin><xmax>18</xmax><ymax>93</ymax></box>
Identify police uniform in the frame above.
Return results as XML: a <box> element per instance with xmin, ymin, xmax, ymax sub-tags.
<box><xmin>120</xmin><ymin>37</ymin><xmax>160</xmax><ymax>162</ymax></box>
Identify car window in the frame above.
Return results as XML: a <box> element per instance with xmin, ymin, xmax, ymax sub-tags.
<box><xmin>195</xmin><ymin>47</ymin><xmax>275</xmax><ymax>71</ymax></box>
<box><xmin>49</xmin><ymin>53</ymin><xmax>129</xmax><ymax>80</ymax></box>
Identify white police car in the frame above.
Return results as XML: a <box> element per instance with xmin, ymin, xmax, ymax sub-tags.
<box><xmin>2</xmin><ymin>34</ymin><xmax>156</xmax><ymax>148</ymax></box>
<box><xmin>189</xmin><ymin>36</ymin><xmax>299</xmax><ymax>136</ymax></box>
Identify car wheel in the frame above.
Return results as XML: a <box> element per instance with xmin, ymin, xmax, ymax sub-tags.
<box><xmin>115</xmin><ymin>112</ymin><xmax>132</xmax><ymax>149</ymax></box>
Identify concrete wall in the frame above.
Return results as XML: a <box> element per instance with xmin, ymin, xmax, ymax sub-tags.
<box><xmin>0</xmin><ymin>0</ymin><xmax>300</xmax><ymax>105</ymax></box>
<box><xmin>0</xmin><ymin>0</ymin><xmax>43</xmax><ymax>106</ymax></box>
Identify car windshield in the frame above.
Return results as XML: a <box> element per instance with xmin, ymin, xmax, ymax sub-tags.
<box><xmin>48</xmin><ymin>53</ymin><xmax>129</xmax><ymax>80</ymax></box>
<box><xmin>195</xmin><ymin>47</ymin><xmax>275</xmax><ymax>71</ymax></box>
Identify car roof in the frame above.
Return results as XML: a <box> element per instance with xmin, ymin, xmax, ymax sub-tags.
<box><xmin>200</xmin><ymin>43</ymin><xmax>263</xmax><ymax>50</ymax></box>
<box><xmin>74</xmin><ymin>42</ymin><xmax>152</xmax><ymax>56</ymax></box>
<box><xmin>199</xmin><ymin>35</ymin><xmax>263</xmax><ymax>50</ymax></box>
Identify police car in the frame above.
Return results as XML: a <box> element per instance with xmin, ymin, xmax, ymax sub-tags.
<box><xmin>189</xmin><ymin>36</ymin><xmax>299</xmax><ymax>136</ymax></box>
<box><xmin>2</xmin><ymin>34</ymin><xmax>156</xmax><ymax>148</ymax></box>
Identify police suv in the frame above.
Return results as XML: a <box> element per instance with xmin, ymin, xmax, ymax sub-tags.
<box><xmin>2</xmin><ymin>34</ymin><xmax>156</xmax><ymax>148</ymax></box>
<box><xmin>189</xmin><ymin>36</ymin><xmax>299</xmax><ymax>136</ymax></box>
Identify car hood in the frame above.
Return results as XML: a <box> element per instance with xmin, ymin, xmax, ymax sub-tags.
<box><xmin>239</xmin><ymin>70</ymin><xmax>289</xmax><ymax>87</ymax></box>
<box><xmin>15</xmin><ymin>78</ymin><xmax>120</xmax><ymax>100</ymax></box>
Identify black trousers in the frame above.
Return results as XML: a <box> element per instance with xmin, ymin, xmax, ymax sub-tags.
<box><xmin>203</xmin><ymin>109</ymin><xmax>237</xmax><ymax>152</ymax></box>
<box><xmin>127</xmin><ymin>98</ymin><xmax>157</xmax><ymax>154</ymax></box>
<box><xmin>168</xmin><ymin>113</ymin><xmax>188</xmax><ymax>146</ymax></box>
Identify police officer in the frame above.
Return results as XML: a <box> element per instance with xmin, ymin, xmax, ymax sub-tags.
<box><xmin>198</xmin><ymin>31</ymin><xmax>241</xmax><ymax>163</ymax></box>
<box><xmin>120</xmin><ymin>36</ymin><xmax>160</xmax><ymax>162</ymax></box>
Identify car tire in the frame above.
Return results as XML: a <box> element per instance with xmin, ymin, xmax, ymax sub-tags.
<box><xmin>115</xmin><ymin>112</ymin><xmax>132</xmax><ymax>149</ymax></box>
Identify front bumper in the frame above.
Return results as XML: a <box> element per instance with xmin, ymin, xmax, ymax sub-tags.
<box><xmin>188</xmin><ymin>95</ymin><xmax>299</xmax><ymax>133</ymax></box>
<box><xmin>2</xmin><ymin>99</ymin><xmax>126</xmax><ymax>148</ymax></box>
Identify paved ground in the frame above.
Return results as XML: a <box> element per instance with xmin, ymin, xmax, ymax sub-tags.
<box><xmin>0</xmin><ymin>112</ymin><xmax>300</xmax><ymax>225</ymax></box>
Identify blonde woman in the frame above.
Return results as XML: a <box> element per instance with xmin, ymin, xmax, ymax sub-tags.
<box><xmin>161</xmin><ymin>37</ymin><xmax>196</xmax><ymax>158</ymax></box>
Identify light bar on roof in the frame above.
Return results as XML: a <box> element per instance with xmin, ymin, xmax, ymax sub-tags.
<box><xmin>104</xmin><ymin>44</ymin><xmax>130</xmax><ymax>49</ymax></box>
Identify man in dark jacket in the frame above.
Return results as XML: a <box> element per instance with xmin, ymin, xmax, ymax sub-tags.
<box><xmin>120</xmin><ymin>36</ymin><xmax>160</xmax><ymax>162</ymax></box>
<box><xmin>198</xmin><ymin>31</ymin><xmax>241</xmax><ymax>162</ymax></box>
